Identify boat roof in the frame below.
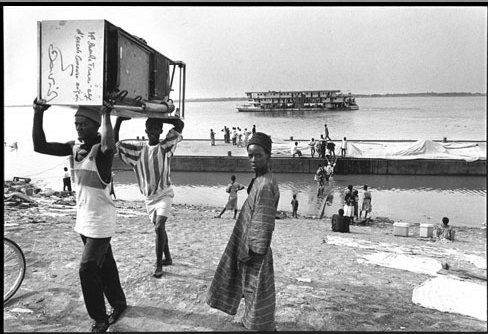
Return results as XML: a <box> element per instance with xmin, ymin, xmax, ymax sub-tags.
<box><xmin>245</xmin><ymin>90</ymin><xmax>348</xmax><ymax>94</ymax></box>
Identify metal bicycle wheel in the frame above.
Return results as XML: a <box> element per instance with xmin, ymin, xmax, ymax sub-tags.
<box><xmin>4</xmin><ymin>238</ymin><xmax>26</xmax><ymax>303</ymax></box>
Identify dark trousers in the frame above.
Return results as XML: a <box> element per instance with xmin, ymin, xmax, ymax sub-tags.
<box><xmin>79</xmin><ymin>235</ymin><xmax>126</xmax><ymax>321</ymax></box>
<box><xmin>63</xmin><ymin>177</ymin><xmax>72</xmax><ymax>192</ymax></box>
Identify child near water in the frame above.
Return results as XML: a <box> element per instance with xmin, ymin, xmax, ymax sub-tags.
<box><xmin>436</xmin><ymin>217</ymin><xmax>456</xmax><ymax>241</ymax></box>
<box><xmin>291</xmin><ymin>194</ymin><xmax>299</xmax><ymax>218</ymax></box>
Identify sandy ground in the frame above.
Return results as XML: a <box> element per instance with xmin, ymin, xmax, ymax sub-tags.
<box><xmin>3</xmin><ymin>195</ymin><xmax>487</xmax><ymax>332</ymax></box>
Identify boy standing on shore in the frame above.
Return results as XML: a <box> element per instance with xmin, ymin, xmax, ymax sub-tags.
<box><xmin>291</xmin><ymin>194</ymin><xmax>299</xmax><ymax>218</ymax></box>
<box><xmin>216</xmin><ymin>175</ymin><xmax>246</xmax><ymax>219</ymax></box>
<box><xmin>33</xmin><ymin>100</ymin><xmax>127</xmax><ymax>332</ymax></box>
<box><xmin>114</xmin><ymin>116</ymin><xmax>184</xmax><ymax>278</ymax></box>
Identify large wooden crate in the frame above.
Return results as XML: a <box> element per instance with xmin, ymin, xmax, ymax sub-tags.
<box><xmin>37</xmin><ymin>19</ymin><xmax>185</xmax><ymax>118</ymax></box>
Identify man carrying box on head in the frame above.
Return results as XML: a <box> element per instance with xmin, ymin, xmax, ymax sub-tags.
<box><xmin>114</xmin><ymin>115</ymin><xmax>184</xmax><ymax>278</ymax></box>
<box><xmin>32</xmin><ymin>100</ymin><xmax>127</xmax><ymax>333</ymax></box>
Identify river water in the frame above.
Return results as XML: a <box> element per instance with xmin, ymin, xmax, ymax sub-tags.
<box><xmin>4</xmin><ymin>96</ymin><xmax>486</xmax><ymax>227</ymax></box>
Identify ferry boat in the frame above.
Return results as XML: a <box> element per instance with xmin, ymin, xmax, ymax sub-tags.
<box><xmin>237</xmin><ymin>90</ymin><xmax>358</xmax><ymax>112</ymax></box>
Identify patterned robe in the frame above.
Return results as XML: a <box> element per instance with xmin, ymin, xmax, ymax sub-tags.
<box><xmin>206</xmin><ymin>171</ymin><xmax>280</xmax><ymax>331</ymax></box>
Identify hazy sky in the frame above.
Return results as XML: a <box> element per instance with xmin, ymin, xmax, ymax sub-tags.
<box><xmin>3</xmin><ymin>6</ymin><xmax>487</xmax><ymax>104</ymax></box>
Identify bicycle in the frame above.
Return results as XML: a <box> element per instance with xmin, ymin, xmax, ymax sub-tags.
<box><xmin>4</xmin><ymin>237</ymin><xmax>26</xmax><ymax>303</ymax></box>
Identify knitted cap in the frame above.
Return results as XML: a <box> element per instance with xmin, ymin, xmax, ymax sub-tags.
<box><xmin>75</xmin><ymin>107</ymin><xmax>101</xmax><ymax>126</ymax></box>
<box><xmin>247</xmin><ymin>132</ymin><xmax>272</xmax><ymax>154</ymax></box>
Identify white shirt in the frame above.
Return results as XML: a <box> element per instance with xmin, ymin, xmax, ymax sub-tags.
<box><xmin>73</xmin><ymin>143</ymin><xmax>116</xmax><ymax>238</ymax></box>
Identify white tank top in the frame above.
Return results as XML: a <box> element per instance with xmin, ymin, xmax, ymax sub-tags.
<box><xmin>73</xmin><ymin>143</ymin><xmax>116</xmax><ymax>238</ymax></box>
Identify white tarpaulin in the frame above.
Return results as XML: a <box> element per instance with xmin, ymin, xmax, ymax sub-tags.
<box><xmin>269</xmin><ymin>138</ymin><xmax>485</xmax><ymax>161</ymax></box>
<box><xmin>271</xmin><ymin>137</ymin><xmax>310</xmax><ymax>156</ymax></box>
<box><xmin>272</xmin><ymin>137</ymin><xmax>486</xmax><ymax>162</ymax></box>
<box><xmin>357</xmin><ymin>252</ymin><xmax>443</xmax><ymax>276</ymax></box>
<box><xmin>412</xmin><ymin>276</ymin><xmax>487</xmax><ymax>321</ymax></box>
<box><xmin>385</xmin><ymin>140</ymin><xmax>485</xmax><ymax>162</ymax></box>
<box><xmin>326</xmin><ymin>235</ymin><xmax>487</xmax><ymax>320</ymax></box>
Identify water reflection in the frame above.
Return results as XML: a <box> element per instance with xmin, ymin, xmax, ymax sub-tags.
<box><xmin>163</xmin><ymin>172</ymin><xmax>487</xmax><ymax>193</ymax></box>
<box><xmin>114</xmin><ymin>171</ymin><xmax>486</xmax><ymax>228</ymax></box>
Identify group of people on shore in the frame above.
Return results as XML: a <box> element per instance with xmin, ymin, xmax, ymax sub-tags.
<box><xmin>304</xmin><ymin>124</ymin><xmax>334</xmax><ymax>158</ymax></box>
<box><xmin>335</xmin><ymin>183</ymin><xmax>456</xmax><ymax>241</ymax></box>
<box><xmin>342</xmin><ymin>184</ymin><xmax>372</xmax><ymax>224</ymax></box>
<box><xmin>323</xmin><ymin>184</ymin><xmax>373</xmax><ymax>233</ymax></box>
<box><xmin>32</xmin><ymin>97</ymin><xmax>278</xmax><ymax>332</ymax></box>
<box><xmin>292</xmin><ymin>124</ymin><xmax>348</xmax><ymax>159</ymax></box>
<box><xmin>211</xmin><ymin>124</ymin><xmax>257</xmax><ymax>147</ymax></box>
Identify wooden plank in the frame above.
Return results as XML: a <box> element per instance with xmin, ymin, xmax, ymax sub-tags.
<box><xmin>111</xmin><ymin>108</ymin><xmax>181</xmax><ymax>119</ymax></box>
<box><xmin>303</xmin><ymin>185</ymin><xmax>333</xmax><ymax>218</ymax></box>
<box><xmin>305</xmin><ymin>194</ymin><xmax>325</xmax><ymax>218</ymax></box>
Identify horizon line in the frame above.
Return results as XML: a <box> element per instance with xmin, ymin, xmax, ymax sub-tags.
<box><xmin>4</xmin><ymin>91</ymin><xmax>486</xmax><ymax>107</ymax></box>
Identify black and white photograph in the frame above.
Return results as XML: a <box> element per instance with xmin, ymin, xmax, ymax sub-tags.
<box><xmin>4</xmin><ymin>5</ymin><xmax>487</xmax><ymax>332</ymax></box>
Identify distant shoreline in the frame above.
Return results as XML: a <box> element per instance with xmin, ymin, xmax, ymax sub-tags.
<box><xmin>183</xmin><ymin>92</ymin><xmax>486</xmax><ymax>102</ymax></box>
<box><xmin>5</xmin><ymin>92</ymin><xmax>485</xmax><ymax>107</ymax></box>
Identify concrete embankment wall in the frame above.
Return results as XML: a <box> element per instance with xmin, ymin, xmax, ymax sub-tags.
<box><xmin>114</xmin><ymin>156</ymin><xmax>486</xmax><ymax>176</ymax></box>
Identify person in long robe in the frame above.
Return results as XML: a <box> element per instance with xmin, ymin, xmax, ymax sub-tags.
<box><xmin>206</xmin><ymin>132</ymin><xmax>280</xmax><ymax>331</ymax></box>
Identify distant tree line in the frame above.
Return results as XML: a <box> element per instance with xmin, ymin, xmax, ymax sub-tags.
<box><xmin>180</xmin><ymin>97</ymin><xmax>247</xmax><ymax>102</ymax></box>
<box><xmin>354</xmin><ymin>92</ymin><xmax>486</xmax><ymax>98</ymax></box>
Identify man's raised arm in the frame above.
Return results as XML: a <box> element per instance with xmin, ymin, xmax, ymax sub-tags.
<box><xmin>163</xmin><ymin>117</ymin><xmax>184</xmax><ymax>133</ymax></box>
<box><xmin>100</xmin><ymin>104</ymin><xmax>115</xmax><ymax>158</ymax></box>
<box><xmin>32</xmin><ymin>99</ymin><xmax>73</xmax><ymax>156</ymax></box>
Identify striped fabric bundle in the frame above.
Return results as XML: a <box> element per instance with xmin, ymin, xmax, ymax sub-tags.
<box><xmin>206</xmin><ymin>172</ymin><xmax>280</xmax><ymax>331</ymax></box>
<box><xmin>116</xmin><ymin>129</ymin><xmax>182</xmax><ymax>197</ymax></box>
